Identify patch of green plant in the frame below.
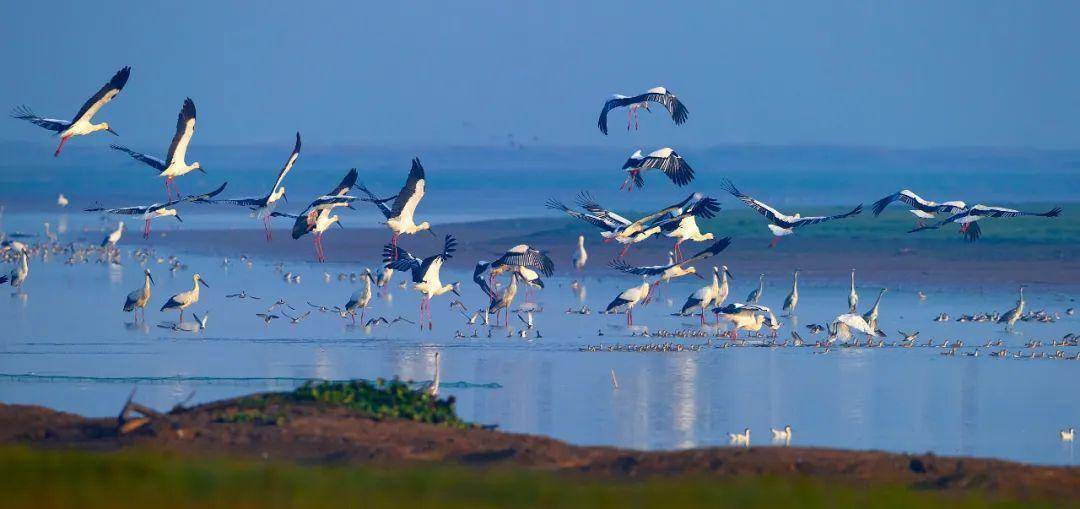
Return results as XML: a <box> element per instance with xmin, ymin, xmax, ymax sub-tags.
<box><xmin>289</xmin><ymin>378</ymin><xmax>466</xmax><ymax>427</ymax></box>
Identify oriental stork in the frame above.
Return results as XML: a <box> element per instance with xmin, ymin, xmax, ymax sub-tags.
<box><xmin>355</xmin><ymin>158</ymin><xmax>435</xmax><ymax>257</ymax></box>
<box><xmin>661</xmin><ymin>215</ymin><xmax>714</xmax><ymax>263</ymax></box>
<box><xmin>111</xmin><ymin>98</ymin><xmax>204</xmax><ymax>200</ymax></box>
<box><xmin>578</xmin><ymin>191</ymin><xmax>720</xmax><ymax>257</ymax></box>
<box><xmin>909</xmin><ymin>205</ymin><xmax>1062</xmax><ymax>242</ymax></box>
<box><xmin>680</xmin><ymin>265</ymin><xmax>734</xmax><ymax>325</ymax></box>
<box><xmin>11</xmin><ymin>66</ymin><xmax>129</xmax><ymax>157</ymax></box>
<box><xmin>160</xmin><ymin>273</ymin><xmax>209</xmax><ymax>324</ymax></box>
<box><xmin>871</xmin><ymin>189</ymin><xmax>966</xmax><ymax>227</ymax></box>
<box><xmin>474</xmin><ymin>262</ymin><xmax>519</xmax><ymax>327</ymax></box>
<box><xmin>340</xmin><ymin>269</ymin><xmax>376</xmax><ymax>324</ymax></box>
<box><xmin>829</xmin><ymin>313</ymin><xmax>884</xmax><ymax>343</ymax></box>
<box><xmin>609</xmin><ymin>237</ymin><xmax>731</xmax><ymax>299</ymax></box>
<box><xmin>605</xmin><ymin>276</ymin><xmax>651</xmax><ymax>326</ymax></box>
<box><xmin>721</xmin><ymin>179</ymin><xmax>862</xmax><ymax>248</ymax></box>
<box><xmin>209</xmin><ymin>132</ymin><xmax>301</xmax><ymax>241</ymax></box>
<box><xmin>620</xmin><ymin>147</ymin><xmax>694</xmax><ymax>191</ymax></box>
<box><xmin>84</xmin><ymin>182</ymin><xmax>226</xmax><ymax>238</ymax></box>
<box><xmin>485</xmin><ymin>244</ymin><xmax>554</xmax><ymax>300</ymax></box>
<box><xmin>712</xmin><ymin>303</ymin><xmax>769</xmax><ymax>340</ymax></box>
<box><xmin>383</xmin><ymin>235</ymin><xmax>461</xmax><ymax>330</ymax></box>
<box><xmin>273</xmin><ymin>168</ymin><xmax>357</xmax><ymax>262</ymax></box>
<box><xmin>123</xmin><ymin>269</ymin><xmax>154</xmax><ymax>321</ymax></box>
<box><xmin>597</xmin><ymin>87</ymin><xmax>688</xmax><ymax>135</ymax></box>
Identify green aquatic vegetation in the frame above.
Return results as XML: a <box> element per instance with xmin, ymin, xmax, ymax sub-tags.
<box><xmin>289</xmin><ymin>378</ymin><xmax>466</xmax><ymax>427</ymax></box>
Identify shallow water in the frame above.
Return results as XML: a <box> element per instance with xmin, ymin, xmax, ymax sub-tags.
<box><xmin>0</xmin><ymin>213</ymin><xmax>1077</xmax><ymax>466</ymax></box>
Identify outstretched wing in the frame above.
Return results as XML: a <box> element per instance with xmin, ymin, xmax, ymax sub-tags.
<box><xmin>354</xmin><ymin>183</ymin><xmax>394</xmax><ymax>219</ymax></box>
<box><xmin>639</xmin><ymin>148</ymin><xmax>694</xmax><ymax>186</ymax></box>
<box><xmin>473</xmin><ymin>262</ymin><xmax>496</xmax><ymax>299</ymax></box>
<box><xmin>382</xmin><ymin>244</ymin><xmax>421</xmax><ymax>272</ymax></box>
<box><xmin>328</xmin><ymin>168</ymin><xmax>358</xmax><ymax>197</ymax></box>
<box><xmin>973</xmin><ymin>206</ymin><xmax>1062</xmax><ymax>218</ymax></box>
<box><xmin>681</xmin><ymin>237</ymin><xmax>733</xmax><ymax>264</ymax></box>
<box><xmin>788</xmin><ymin>205</ymin><xmax>863</xmax><ymax>227</ymax></box>
<box><xmin>639</xmin><ymin>89</ymin><xmax>689</xmax><ymax>125</ymax></box>
<box><xmin>545</xmin><ymin>198</ymin><xmax>615</xmax><ymax>231</ymax></box>
<box><xmin>110</xmin><ymin>144</ymin><xmax>166</xmax><ymax>171</ymax></box>
<box><xmin>608</xmin><ymin>258</ymin><xmax>668</xmax><ymax>276</ymax></box>
<box><xmin>166</xmin><ymin>98</ymin><xmax>197</xmax><ymax>167</ymax></box>
<box><xmin>597</xmin><ymin>95</ymin><xmax>634</xmax><ymax>135</ymax></box>
<box><xmin>720</xmin><ymin>179</ymin><xmax>791</xmax><ymax>225</ymax></box>
<box><xmin>183</xmin><ymin>182</ymin><xmax>228</xmax><ymax>204</ymax></box>
<box><xmin>211</xmin><ymin>196</ymin><xmax>263</xmax><ymax>207</ymax></box>
<box><xmin>269</xmin><ymin>132</ymin><xmax>301</xmax><ymax>196</ymax></box>
<box><xmin>576</xmin><ymin>191</ymin><xmax>632</xmax><ymax>227</ymax></box>
<box><xmin>438</xmin><ymin>234</ymin><xmax>458</xmax><ymax>261</ymax></box>
<box><xmin>11</xmin><ymin>106</ymin><xmax>71</xmax><ymax>133</ymax></box>
<box><xmin>70</xmin><ymin>66</ymin><xmax>130</xmax><ymax>124</ymax></box>
<box><xmin>85</xmin><ymin>205</ymin><xmax>148</xmax><ymax>215</ymax></box>
<box><xmin>389</xmin><ymin>158</ymin><xmax>426</xmax><ymax>219</ymax></box>
<box><xmin>494</xmin><ymin>246</ymin><xmax>554</xmax><ymax>277</ymax></box>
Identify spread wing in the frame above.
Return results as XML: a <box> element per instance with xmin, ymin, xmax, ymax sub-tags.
<box><xmin>166</xmin><ymin>98</ymin><xmax>197</xmax><ymax>167</ymax></box>
<box><xmin>576</xmin><ymin>191</ymin><xmax>632</xmax><ymax>226</ymax></box>
<box><xmin>597</xmin><ymin>95</ymin><xmax>634</xmax><ymax>135</ymax></box>
<box><xmin>85</xmin><ymin>204</ymin><xmax>150</xmax><ymax>215</ymax></box>
<box><xmin>787</xmin><ymin>205</ymin><xmax>863</xmax><ymax>227</ymax></box>
<box><xmin>639</xmin><ymin>91</ymin><xmax>689</xmax><ymax>125</ymax></box>
<box><xmin>110</xmin><ymin>144</ymin><xmax>166</xmax><ymax>171</ymax></box>
<box><xmin>972</xmin><ymin>206</ymin><xmax>1062</xmax><ymax>218</ymax></box>
<box><xmin>545</xmin><ymin>198</ymin><xmax>616</xmax><ymax>231</ymax></box>
<box><xmin>720</xmin><ymin>179</ymin><xmax>794</xmax><ymax>226</ymax></box>
<box><xmin>681</xmin><ymin>237</ymin><xmax>732</xmax><ymax>264</ymax></box>
<box><xmin>11</xmin><ymin>106</ymin><xmax>70</xmax><ymax>133</ymax></box>
<box><xmin>70</xmin><ymin>66</ymin><xmax>130</xmax><ymax>124</ymax></box>
<box><xmin>608</xmin><ymin>258</ymin><xmax>670</xmax><ymax>276</ymax></box>
<box><xmin>269</xmin><ymin>132</ymin><xmax>301</xmax><ymax>196</ymax></box>
<box><xmin>327</xmin><ymin>168</ymin><xmax>357</xmax><ymax>196</ymax></box>
<box><xmin>382</xmin><ymin>244</ymin><xmax>421</xmax><ymax>273</ymax></box>
<box><xmin>494</xmin><ymin>246</ymin><xmax>554</xmax><ymax>277</ymax></box>
<box><xmin>639</xmin><ymin>150</ymin><xmax>694</xmax><ymax>186</ymax></box>
<box><xmin>389</xmin><ymin>158</ymin><xmax>426</xmax><ymax>219</ymax></box>
<box><xmin>183</xmin><ymin>182</ymin><xmax>228</xmax><ymax>203</ymax></box>
<box><xmin>354</xmin><ymin>183</ymin><xmax>394</xmax><ymax>219</ymax></box>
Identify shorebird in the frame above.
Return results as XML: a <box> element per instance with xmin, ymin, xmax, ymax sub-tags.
<box><xmin>782</xmin><ymin>270</ymin><xmax>799</xmax><ymax>315</ymax></box>
<box><xmin>340</xmin><ymin>269</ymin><xmax>376</xmax><ymax>324</ymax></box>
<box><xmin>862</xmin><ymin>288</ymin><xmax>887</xmax><ymax>330</ymax></box>
<box><xmin>909</xmin><ymin>205</ymin><xmax>1062</xmax><ymax>242</ymax></box>
<box><xmin>383</xmin><ymin>235</ymin><xmax>461</xmax><ymax>330</ymax></box>
<box><xmin>848</xmin><ymin>269</ymin><xmax>859</xmax><ymax>313</ymax></box>
<box><xmin>597</xmin><ymin>86</ymin><xmax>689</xmax><ymax>135</ymax></box>
<box><xmin>209</xmin><ymin>132</ymin><xmax>300</xmax><ymax>241</ymax></box>
<box><xmin>997</xmin><ymin>286</ymin><xmax>1026</xmax><ymax>330</ymax></box>
<box><xmin>871</xmin><ymin>189</ymin><xmax>966</xmax><ymax>228</ymax></box>
<box><xmin>609</xmin><ymin>238</ymin><xmax>731</xmax><ymax>298</ymax></box>
<box><xmin>745</xmin><ymin>273</ymin><xmax>765</xmax><ymax>304</ymax></box>
<box><xmin>680</xmin><ymin>265</ymin><xmax>734</xmax><ymax>325</ymax></box>
<box><xmin>573</xmin><ymin>235</ymin><xmax>587</xmax><ymax>270</ymax></box>
<box><xmin>713</xmin><ymin>303</ymin><xmax>769</xmax><ymax>340</ymax></box>
<box><xmin>160</xmin><ymin>273</ymin><xmax>209</xmax><ymax>324</ymax></box>
<box><xmin>84</xmin><ymin>182</ymin><xmax>227</xmax><ymax>238</ymax></box>
<box><xmin>101</xmin><ymin>222</ymin><xmax>124</xmax><ymax>251</ymax></box>
<box><xmin>225</xmin><ymin>290</ymin><xmax>260</xmax><ymax>300</ymax></box>
<box><xmin>619</xmin><ymin>147</ymin><xmax>694</xmax><ymax>191</ymax></box>
<box><xmin>111</xmin><ymin>98</ymin><xmax>204</xmax><ymax>199</ymax></box>
<box><xmin>375</xmin><ymin>266</ymin><xmax>394</xmax><ymax>294</ymax></box>
<box><xmin>605</xmin><ymin>276</ymin><xmax>651</xmax><ymax>326</ymax></box>
<box><xmin>721</xmin><ymin>179</ymin><xmax>862</xmax><ymax>248</ymax></box>
<box><xmin>474</xmin><ymin>263</ymin><xmax>519</xmax><ymax>326</ymax></box>
<box><xmin>829</xmin><ymin>313</ymin><xmax>884</xmax><ymax>342</ymax></box>
<box><xmin>6</xmin><ymin>249</ymin><xmax>29</xmax><ymax>293</ymax></box>
<box><xmin>426</xmin><ymin>352</ymin><xmax>441</xmax><ymax>397</ymax></box>
<box><xmin>275</xmin><ymin>168</ymin><xmax>357</xmax><ymax>262</ymax></box>
<box><xmin>11</xmin><ymin>66</ymin><xmax>129</xmax><ymax>157</ymax></box>
<box><xmin>122</xmin><ymin>269</ymin><xmax>154</xmax><ymax>321</ymax></box>
<box><xmin>355</xmin><ymin>158</ymin><xmax>435</xmax><ymax>257</ymax></box>
<box><xmin>728</xmin><ymin>428</ymin><xmax>751</xmax><ymax>447</ymax></box>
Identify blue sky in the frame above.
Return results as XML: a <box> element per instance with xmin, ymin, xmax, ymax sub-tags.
<box><xmin>2</xmin><ymin>1</ymin><xmax>1078</xmax><ymax>148</ymax></box>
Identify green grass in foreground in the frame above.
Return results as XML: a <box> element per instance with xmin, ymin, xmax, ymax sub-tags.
<box><xmin>0</xmin><ymin>447</ymin><xmax>1065</xmax><ymax>509</ymax></box>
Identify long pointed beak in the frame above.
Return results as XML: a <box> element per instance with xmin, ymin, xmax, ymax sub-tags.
<box><xmin>451</xmin><ymin>286</ymin><xmax>461</xmax><ymax>297</ymax></box>
<box><xmin>726</xmin><ymin>269</ymin><xmax>734</xmax><ymax>280</ymax></box>
<box><xmin>199</xmin><ymin>279</ymin><xmax>210</xmax><ymax>288</ymax></box>
<box><xmin>106</xmin><ymin>128</ymin><xmax>119</xmax><ymax>136</ymax></box>
<box><xmin>282</xmin><ymin>193</ymin><xmax>288</xmax><ymax>204</ymax></box>
<box><xmin>198</xmin><ymin>167</ymin><xmax>207</xmax><ymax>174</ymax></box>
<box><xmin>148</xmin><ymin>273</ymin><xmax>155</xmax><ymax>285</ymax></box>
<box><xmin>693</xmin><ymin>273</ymin><xmax>705</xmax><ymax>280</ymax></box>
<box><xmin>427</xmin><ymin>229</ymin><xmax>437</xmax><ymax>238</ymax></box>
<box><xmin>174</xmin><ymin>215</ymin><xmax>184</xmax><ymax>223</ymax></box>
<box><xmin>335</xmin><ymin>221</ymin><xmax>344</xmax><ymax>229</ymax></box>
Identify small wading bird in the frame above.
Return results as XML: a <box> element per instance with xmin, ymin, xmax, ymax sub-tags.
<box><xmin>597</xmin><ymin>86</ymin><xmax>689</xmax><ymax>135</ymax></box>
<box><xmin>6</xmin><ymin>249</ymin><xmax>29</xmax><ymax>293</ymax></box>
<box><xmin>355</xmin><ymin>158</ymin><xmax>435</xmax><ymax>258</ymax></box>
<box><xmin>11</xmin><ymin>66</ymin><xmax>129</xmax><ymax>157</ymax></box>
<box><xmin>160</xmin><ymin>273</ymin><xmax>209</xmax><ymax>324</ymax></box>
<box><xmin>122</xmin><ymin>269</ymin><xmax>154</xmax><ymax>321</ymax></box>
<box><xmin>208</xmin><ymin>132</ymin><xmax>301</xmax><ymax>241</ymax></box>
<box><xmin>909</xmin><ymin>205</ymin><xmax>1062</xmax><ymax>242</ymax></box>
<box><xmin>609</xmin><ymin>237</ymin><xmax>732</xmax><ymax>300</ymax></box>
<box><xmin>721</xmin><ymin>179</ymin><xmax>862</xmax><ymax>248</ymax></box>
<box><xmin>619</xmin><ymin>148</ymin><xmax>694</xmax><ymax>191</ymax></box>
<box><xmin>605</xmin><ymin>276</ymin><xmax>651</xmax><ymax>326</ymax></box>
<box><xmin>111</xmin><ymin>98</ymin><xmax>204</xmax><ymax>200</ymax></box>
<box><xmin>383</xmin><ymin>235</ymin><xmax>461</xmax><ymax>330</ymax></box>
<box><xmin>85</xmin><ymin>183</ymin><xmax>227</xmax><ymax>238</ymax></box>
<box><xmin>745</xmin><ymin>273</ymin><xmax>765</xmax><ymax>304</ymax></box>
<box><xmin>870</xmin><ymin>189</ymin><xmax>966</xmax><ymax>228</ymax></box>
<box><xmin>680</xmin><ymin>265</ymin><xmax>734</xmax><ymax>325</ymax></box>
<box><xmin>425</xmin><ymin>352</ymin><xmax>441</xmax><ymax>397</ymax></box>
<box><xmin>57</xmin><ymin>194</ymin><xmax>69</xmax><ymax>207</ymax></box>
<box><xmin>274</xmin><ymin>168</ymin><xmax>357</xmax><ymax>262</ymax></box>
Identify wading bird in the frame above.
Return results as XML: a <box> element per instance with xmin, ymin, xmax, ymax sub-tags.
<box><xmin>6</xmin><ymin>249</ymin><xmax>29</xmax><ymax>293</ymax></box>
<box><xmin>619</xmin><ymin>147</ymin><xmax>694</xmax><ymax>191</ymax></box>
<box><xmin>573</xmin><ymin>235</ymin><xmax>587</xmax><ymax>270</ymax></box>
<box><xmin>383</xmin><ymin>235</ymin><xmax>461</xmax><ymax>330</ymax></box>
<box><xmin>355</xmin><ymin>158</ymin><xmax>435</xmax><ymax>257</ymax></box>
<box><xmin>101</xmin><ymin>222</ymin><xmax>124</xmax><ymax>251</ymax></box>
<box><xmin>111</xmin><ymin>98</ymin><xmax>204</xmax><ymax>199</ymax></box>
<box><xmin>605</xmin><ymin>276</ymin><xmax>651</xmax><ymax>326</ymax></box>
<box><xmin>997</xmin><ymin>286</ymin><xmax>1026</xmax><ymax>330</ymax></box>
<box><xmin>274</xmin><ymin>168</ymin><xmax>357</xmax><ymax>262</ymax></box>
<box><xmin>848</xmin><ymin>269</ymin><xmax>859</xmax><ymax>313</ymax></box>
<box><xmin>862</xmin><ymin>288</ymin><xmax>887</xmax><ymax>330</ymax></box>
<box><xmin>123</xmin><ymin>269</ymin><xmax>154</xmax><ymax>321</ymax></box>
<box><xmin>680</xmin><ymin>265</ymin><xmax>734</xmax><ymax>325</ymax></box>
<box><xmin>713</xmin><ymin>303</ymin><xmax>770</xmax><ymax>340</ymax></box>
<box><xmin>160</xmin><ymin>273</ymin><xmax>209</xmax><ymax>324</ymax></box>
<box><xmin>721</xmin><ymin>179</ymin><xmax>862</xmax><ymax>248</ymax></box>
<box><xmin>209</xmin><ymin>132</ymin><xmax>301</xmax><ymax>241</ymax></box>
<box><xmin>745</xmin><ymin>273</ymin><xmax>765</xmax><ymax>304</ymax></box>
<box><xmin>486</xmin><ymin>244</ymin><xmax>555</xmax><ymax>300</ymax></box>
<box><xmin>474</xmin><ymin>263</ymin><xmax>519</xmax><ymax>327</ymax></box>
<box><xmin>870</xmin><ymin>189</ymin><xmax>966</xmax><ymax>228</ymax></box>
<box><xmin>11</xmin><ymin>66</ymin><xmax>129</xmax><ymax>157</ymax></box>
<box><xmin>85</xmin><ymin>183</ymin><xmax>226</xmax><ymax>238</ymax></box>
<box><xmin>829</xmin><ymin>313</ymin><xmax>884</xmax><ymax>343</ymax></box>
<box><xmin>597</xmin><ymin>87</ymin><xmax>688</xmax><ymax>135</ymax></box>
<box><xmin>909</xmin><ymin>205</ymin><xmax>1062</xmax><ymax>242</ymax></box>
<box><xmin>782</xmin><ymin>269</ymin><xmax>799</xmax><ymax>316</ymax></box>
<box><xmin>609</xmin><ymin>238</ymin><xmax>731</xmax><ymax>299</ymax></box>
<box><xmin>340</xmin><ymin>269</ymin><xmax>376</xmax><ymax>324</ymax></box>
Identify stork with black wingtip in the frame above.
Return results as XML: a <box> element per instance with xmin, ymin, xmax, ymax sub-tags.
<box><xmin>11</xmin><ymin>66</ymin><xmax>129</xmax><ymax>157</ymax></box>
<box><xmin>85</xmin><ymin>182</ymin><xmax>227</xmax><ymax>238</ymax></box>
<box><xmin>111</xmin><ymin>98</ymin><xmax>204</xmax><ymax>200</ymax></box>
<box><xmin>620</xmin><ymin>148</ymin><xmax>695</xmax><ymax>192</ymax></box>
<box><xmin>721</xmin><ymin>178</ymin><xmax>863</xmax><ymax>248</ymax></box>
<box><xmin>909</xmin><ymin>204</ymin><xmax>1062</xmax><ymax>242</ymax></box>
<box><xmin>208</xmin><ymin>132</ymin><xmax>301</xmax><ymax>241</ymax></box>
<box><xmin>355</xmin><ymin>158</ymin><xmax>435</xmax><ymax>259</ymax></box>
<box><xmin>871</xmin><ymin>189</ymin><xmax>966</xmax><ymax>228</ymax></box>
<box><xmin>597</xmin><ymin>87</ymin><xmax>689</xmax><ymax>135</ymax></box>
<box><xmin>383</xmin><ymin>235</ymin><xmax>461</xmax><ymax>330</ymax></box>
<box><xmin>272</xmin><ymin>168</ymin><xmax>357</xmax><ymax>262</ymax></box>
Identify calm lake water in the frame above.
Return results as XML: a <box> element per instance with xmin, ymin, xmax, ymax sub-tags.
<box><xmin>0</xmin><ymin>211</ymin><xmax>1077</xmax><ymax>466</ymax></box>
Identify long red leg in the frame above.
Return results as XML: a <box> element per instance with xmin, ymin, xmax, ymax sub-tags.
<box><xmin>619</xmin><ymin>244</ymin><xmax>630</xmax><ymax>258</ymax></box>
<box><xmin>54</xmin><ymin>135</ymin><xmax>70</xmax><ymax>157</ymax></box>
<box><xmin>768</xmin><ymin>237</ymin><xmax>780</xmax><ymax>249</ymax></box>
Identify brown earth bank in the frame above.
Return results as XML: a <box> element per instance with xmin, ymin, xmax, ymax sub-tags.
<box><xmin>2</xmin><ymin>398</ymin><xmax>1078</xmax><ymax>503</ymax></box>
<box><xmin>133</xmin><ymin>218</ymin><xmax>1080</xmax><ymax>289</ymax></box>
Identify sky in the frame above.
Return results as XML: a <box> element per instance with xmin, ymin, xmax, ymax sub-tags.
<box><xmin>1</xmin><ymin>1</ymin><xmax>1079</xmax><ymax>149</ymax></box>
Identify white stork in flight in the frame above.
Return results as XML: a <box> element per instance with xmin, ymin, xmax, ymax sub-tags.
<box><xmin>721</xmin><ymin>179</ymin><xmax>863</xmax><ymax>248</ymax></box>
<box><xmin>111</xmin><ymin>98</ymin><xmax>203</xmax><ymax>200</ymax></box>
<box><xmin>85</xmin><ymin>182</ymin><xmax>227</xmax><ymax>238</ymax></box>
<box><xmin>274</xmin><ymin>168</ymin><xmax>357</xmax><ymax>262</ymax></box>
<box><xmin>597</xmin><ymin>86</ymin><xmax>689</xmax><ymax>135</ymax></box>
<box><xmin>609</xmin><ymin>237</ymin><xmax>732</xmax><ymax>299</ymax></box>
<box><xmin>620</xmin><ymin>148</ymin><xmax>695</xmax><ymax>192</ymax></box>
<box><xmin>209</xmin><ymin>132</ymin><xmax>301</xmax><ymax>241</ymax></box>
<box><xmin>383</xmin><ymin>235</ymin><xmax>461</xmax><ymax>330</ymax></box>
<box><xmin>12</xmin><ymin>66</ymin><xmax>129</xmax><ymax>157</ymax></box>
<box><xmin>355</xmin><ymin>158</ymin><xmax>435</xmax><ymax>258</ymax></box>
<box><xmin>909</xmin><ymin>204</ymin><xmax>1062</xmax><ymax>242</ymax></box>
<box><xmin>871</xmin><ymin>189</ymin><xmax>966</xmax><ymax>227</ymax></box>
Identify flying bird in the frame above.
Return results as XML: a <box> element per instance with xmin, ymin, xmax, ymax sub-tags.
<box><xmin>620</xmin><ymin>148</ymin><xmax>694</xmax><ymax>191</ymax></box>
<box><xmin>609</xmin><ymin>237</ymin><xmax>732</xmax><ymax>295</ymax></box>
<box><xmin>273</xmin><ymin>168</ymin><xmax>357</xmax><ymax>262</ymax></box>
<box><xmin>721</xmin><ymin>179</ymin><xmax>862</xmax><ymax>248</ymax></box>
<box><xmin>11</xmin><ymin>66</ymin><xmax>129</xmax><ymax>157</ymax></box>
<box><xmin>909</xmin><ymin>205</ymin><xmax>1062</xmax><ymax>242</ymax></box>
<box><xmin>597</xmin><ymin>86</ymin><xmax>688</xmax><ymax>135</ymax></box>
<box><xmin>355</xmin><ymin>158</ymin><xmax>435</xmax><ymax>257</ymax></box>
<box><xmin>870</xmin><ymin>189</ymin><xmax>965</xmax><ymax>227</ymax></box>
<box><xmin>85</xmin><ymin>182</ymin><xmax>227</xmax><ymax>238</ymax></box>
<box><xmin>383</xmin><ymin>235</ymin><xmax>462</xmax><ymax>330</ymax></box>
<box><xmin>208</xmin><ymin>132</ymin><xmax>301</xmax><ymax>241</ymax></box>
<box><xmin>110</xmin><ymin>98</ymin><xmax>203</xmax><ymax>199</ymax></box>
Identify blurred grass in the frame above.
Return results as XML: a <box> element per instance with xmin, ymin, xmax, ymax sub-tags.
<box><xmin>0</xmin><ymin>447</ymin><xmax>1066</xmax><ymax>509</ymax></box>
